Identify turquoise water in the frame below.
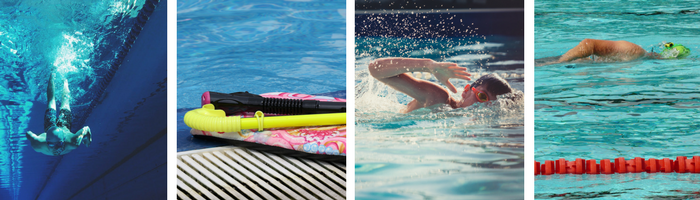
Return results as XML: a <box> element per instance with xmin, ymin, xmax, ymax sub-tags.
<box><xmin>0</xmin><ymin>0</ymin><xmax>143</xmax><ymax>105</ymax></box>
<box><xmin>536</xmin><ymin>173</ymin><xmax>700</xmax><ymax>199</ymax></box>
<box><xmin>176</xmin><ymin>0</ymin><xmax>346</xmax><ymax>151</ymax></box>
<box><xmin>356</xmin><ymin>34</ymin><xmax>524</xmax><ymax>198</ymax></box>
<box><xmin>177</xmin><ymin>0</ymin><xmax>346</xmax><ymax>109</ymax></box>
<box><xmin>535</xmin><ymin>0</ymin><xmax>700</xmax><ymax>198</ymax></box>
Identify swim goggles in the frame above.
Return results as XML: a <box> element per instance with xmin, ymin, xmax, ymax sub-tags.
<box><xmin>664</xmin><ymin>42</ymin><xmax>674</xmax><ymax>48</ymax></box>
<box><xmin>465</xmin><ymin>84</ymin><xmax>489</xmax><ymax>102</ymax></box>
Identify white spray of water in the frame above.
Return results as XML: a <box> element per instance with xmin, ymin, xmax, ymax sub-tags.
<box><xmin>53</xmin><ymin>32</ymin><xmax>92</xmax><ymax>74</ymax></box>
<box><xmin>355</xmin><ymin>59</ymin><xmax>406</xmax><ymax>115</ymax></box>
<box><xmin>49</xmin><ymin>32</ymin><xmax>96</xmax><ymax>104</ymax></box>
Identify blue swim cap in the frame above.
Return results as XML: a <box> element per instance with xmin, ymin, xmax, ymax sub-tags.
<box><xmin>661</xmin><ymin>42</ymin><xmax>691</xmax><ymax>59</ymax></box>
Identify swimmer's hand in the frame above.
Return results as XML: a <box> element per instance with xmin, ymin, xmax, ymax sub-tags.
<box><xmin>78</xmin><ymin>126</ymin><xmax>92</xmax><ymax>147</ymax></box>
<box><xmin>430</xmin><ymin>62</ymin><xmax>471</xmax><ymax>93</ymax></box>
<box><xmin>26</xmin><ymin>131</ymin><xmax>36</xmax><ymax>140</ymax></box>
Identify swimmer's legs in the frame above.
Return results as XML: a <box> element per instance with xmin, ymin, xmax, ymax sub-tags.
<box><xmin>57</xmin><ymin>79</ymin><xmax>73</xmax><ymax>130</ymax></box>
<box><xmin>47</xmin><ymin>74</ymin><xmax>56</xmax><ymax>111</ymax></box>
<box><xmin>61</xmin><ymin>79</ymin><xmax>70</xmax><ymax>111</ymax></box>
<box><xmin>44</xmin><ymin>74</ymin><xmax>59</xmax><ymax>132</ymax></box>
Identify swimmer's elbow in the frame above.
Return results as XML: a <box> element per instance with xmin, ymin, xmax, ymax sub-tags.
<box><xmin>368</xmin><ymin>60</ymin><xmax>382</xmax><ymax>78</ymax></box>
<box><xmin>25</xmin><ymin>131</ymin><xmax>35</xmax><ymax>140</ymax></box>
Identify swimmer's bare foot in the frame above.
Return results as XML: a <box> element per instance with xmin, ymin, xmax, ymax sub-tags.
<box><xmin>78</xmin><ymin>126</ymin><xmax>91</xmax><ymax>147</ymax></box>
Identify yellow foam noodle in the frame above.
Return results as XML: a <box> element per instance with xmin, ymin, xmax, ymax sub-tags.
<box><xmin>184</xmin><ymin>104</ymin><xmax>346</xmax><ymax>132</ymax></box>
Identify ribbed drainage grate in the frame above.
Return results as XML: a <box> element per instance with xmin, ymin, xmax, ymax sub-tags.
<box><xmin>177</xmin><ymin>147</ymin><xmax>346</xmax><ymax>200</ymax></box>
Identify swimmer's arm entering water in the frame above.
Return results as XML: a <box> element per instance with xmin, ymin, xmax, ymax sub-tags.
<box><xmin>368</xmin><ymin>58</ymin><xmax>471</xmax><ymax>113</ymax></box>
<box><xmin>558</xmin><ymin>39</ymin><xmax>647</xmax><ymax>63</ymax></box>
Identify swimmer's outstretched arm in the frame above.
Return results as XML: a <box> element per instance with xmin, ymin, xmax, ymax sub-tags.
<box><xmin>26</xmin><ymin>131</ymin><xmax>53</xmax><ymax>156</ymax></box>
<box><xmin>558</xmin><ymin>39</ymin><xmax>646</xmax><ymax>62</ymax></box>
<box><xmin>369</xmin><ymin>58</ymin><xmax>471</xmax><ymax>91</ymax></box>
<box><xmin>66</xmin><ymin>126</ymin><xmax>92</xmax><ymax>147</ymax></box>
<box><xmin>368</xmin><ymin>58</ymin><xmax>471</xmax><ymax>110</ymax></box>
<box><xmin>26</xmin><ymin>131</ymin><xmax>46</xmax><ymax>145</ymax></box>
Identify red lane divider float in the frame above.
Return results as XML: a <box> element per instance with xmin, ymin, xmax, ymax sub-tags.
<box><xmin>536</xmin><ymin>156</ymin><xmax>700</xmax><ymax>175</ymax></box>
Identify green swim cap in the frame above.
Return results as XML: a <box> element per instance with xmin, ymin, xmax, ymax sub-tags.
<box><xmin>661</xmin><ymin>42</ymin><xmax>691</xmax><ymax>59</ymax></box>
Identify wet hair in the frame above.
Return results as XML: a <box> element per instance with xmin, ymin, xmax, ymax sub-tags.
<box><xmin>470</xmin><ymin>74</ymin><xmax>513</xmax><ymax>96</ymax></box>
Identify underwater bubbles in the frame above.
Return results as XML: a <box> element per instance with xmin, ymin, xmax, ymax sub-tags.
<box><xmin>53</xmin><ymin>32</ymin><xmax>92</xmax><ymax>74</ymax></box>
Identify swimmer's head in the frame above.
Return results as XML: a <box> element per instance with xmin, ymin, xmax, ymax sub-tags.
<box><xmin>469</xmin><ymin>74</ymin><xmax>513</xmax><ymax>96</ymax></box>
<box><xmin>46</xmin><ymin>127</ymin><xmax>66</xmax><ymax>155</ymax></box>
<box><xmin>48</xmin><ymin>141</ymin><xmax>65</xmax><ymax>155</ymax></box>
<box><xmin>460</xmin><ymin>74</ymin><xmax>513</xmax><ymax>107</ymax></box>
<box><xmin>661</xmin><ymin>42</ymin><xmax>691</xmax><ymax>59</ymax></box>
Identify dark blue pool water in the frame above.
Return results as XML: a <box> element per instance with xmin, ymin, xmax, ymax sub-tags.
<box><xmin>177</xmin><ymin>0</ymin><xmax>346</xmax><ymax>151</ymax></box>
<box><xmin>0</xmin><ymin>0</ymin><xmax>166</xmax><ymax>199</ymax></box>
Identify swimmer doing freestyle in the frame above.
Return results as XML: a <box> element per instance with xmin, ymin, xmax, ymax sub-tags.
<box><xmin>538</xmin><ymin>39</ymin><xmax>691</xmax><ymax>66</ymax></box>
<box><xmin>369</xmin><ymin>58</ymin><xmax>514</xmax><ymax>113</ymax></box>
<box><xmin>26</xmin><ymin>73</ymin><xmax>92</xmax><ymax>156</ymax></box>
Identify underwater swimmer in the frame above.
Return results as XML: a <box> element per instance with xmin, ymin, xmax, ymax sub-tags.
<box><xmin>368</xmin><ymin>58</ymin><xmax>514</xmax><ymax>113</ymax></box>
<box><xmin>26</xmin><ymin>74</ymin><xmax>91</xmax><ymax>156</ymax></box>
<box><xmin>538</xmin><ymin>39</ymin><xmax>691</xmax><ymax>66</ymax></box>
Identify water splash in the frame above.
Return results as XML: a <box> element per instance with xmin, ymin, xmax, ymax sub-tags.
<box><xmin>53</xmin><ymin>32</ymin><xmax>94</xmax><ymax>76</ymax></box>
<box><xmin>355</xmin><ymin>11</ymin><xmax>524</xmax><ymax>199</ymax></box>
<box><xmin>356</xmin><ymin>57</ymin><xmax>524</xmax><ymax>127</ymax></box>
<box><xmin>355</xmin><ymin>65</ymin><xmax>406</xmax><ymax>115</ymax></box>
<box><xmin>356</xmin><ymin>35</ymin><xmax>523</xmax><ymax>129</ymax></box>
<box><xmin>660</xmin><ymin>47</ymin><xmax>681</xmax><ymax>59</ymax></box>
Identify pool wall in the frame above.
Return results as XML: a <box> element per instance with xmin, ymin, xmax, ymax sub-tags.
<box><xmin>9</xmin><ymin>0</ymin><xmax>167</xmax><ymax>199</ymax></box>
